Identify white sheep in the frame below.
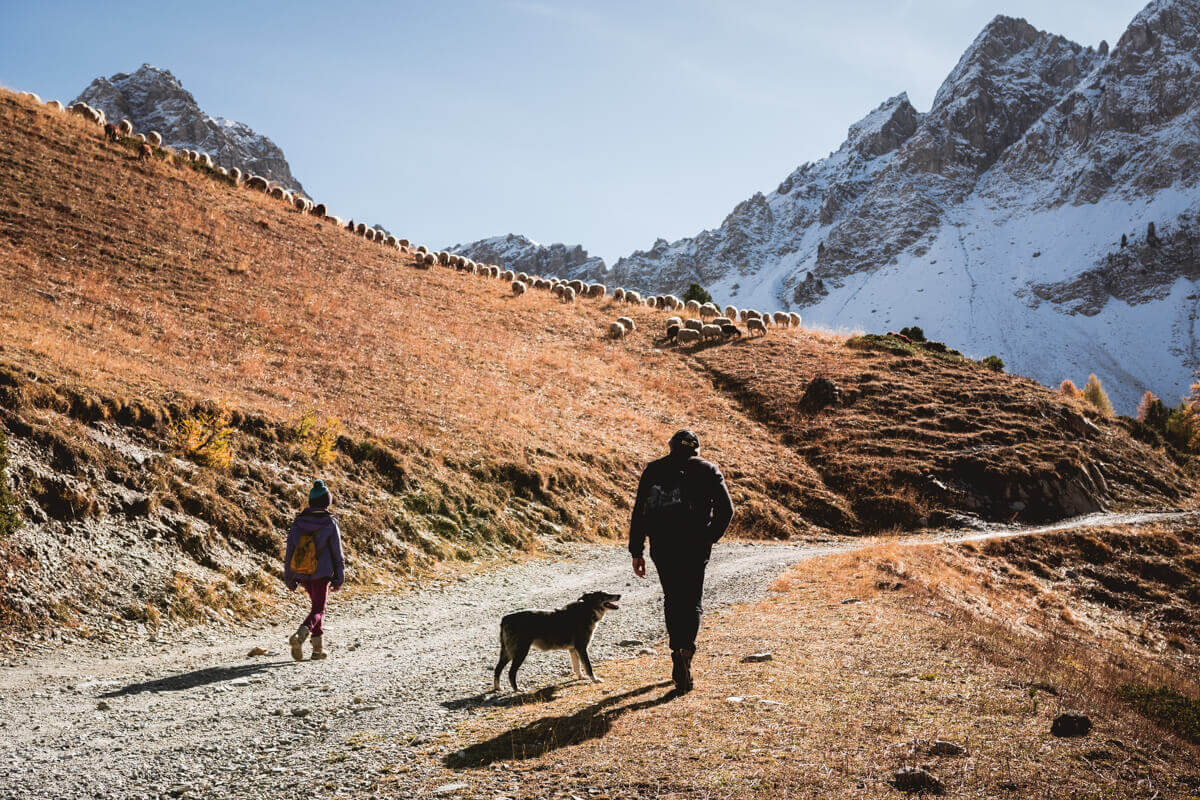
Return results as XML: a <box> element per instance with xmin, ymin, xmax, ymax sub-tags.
<box><xmin>773</xmin><ymin>311</ymin><xmax>790</xmax><ymax>326</ymax></box>
<box><xmin>147</xmin><ymin>131</ymin><xmax>163</xmax><ymax>147</ymax></box>
<box><xmin>512</xmin><ymin>280</ymin><xmax>527</xmax><ymax>297</ymax></box>
<box><xmin>327</xmin><ymin>215</ymin><xmax>344</xmax><ymax>227</ymax></box>
<box><xmin>747</xmin><ymin>319</ymin><xmax>767</xmax><ymax>337</ymax></box>
<box><xmin>676</xmin><ymin>328</ymin><xmax>702</xmax><ymax>345</ymax></box>
<box><xmin>245</xmin><ymin>175</ymin><xmax>269</xmax><ymax>191</ymax></box>
<box><xmin>760</xmin><ymin>312</ymin><xmax>773</xmax><ymax>326</ymax></box>
<box><xmin>501</xmin><ymin>270</ymin><xmax>515</xmax><ymax>282</ymax></box>
<box><xmin>47</xmin><ymin>99</ymin><xmax>64</xmax><ymax>111</ymax></box>
<box><xmin>217</xmin><ymin>166</ymin><xmax>229</xmax><ymax>176</ymax></box>
<box><xmin>561</xmin><ymin>286</ymin><xmax>576</xmax><ymax>303</ymax></box>
<box><xmin>788</xmin><ymin>312</ymin><xmax>802</xmax><ymax>327</ymax></box>
<box><xmin>21</xmin><ymin>92</ymin><xmax>42</xmax><ymax>104</ymax></box>
<box><xmin>685</xmin><ymin>299</ymin><xmax>701</xmax><ymax>314</ymax></box>
<box><xmin>712</xmin><ymin>316</ymin><xmax>732</xmax><ymax>326</ymax></box>
<box><xmin>647</xmin><ymin>297</ymin><xmax>658</xmax><ymax>308</ymax></box>
<box><xmin>700</xmin><ymin>303</ymin><xmax>719</xmax><ymax>320</ymax></box>
<box><xmin>664</xmin><ymin>295</ymin><xmax>681</xmax><ymax>310</ymax></box>
<box><xmin>724</xmin><ymin>305</ymin><xmax>738</xmax><ymax>318</ymax></box>
<box><xmin>118</xmin><ymin>119</ymin><xmax>133</xmax><ymax>136</ymax></box>
<box><xmin>588</xmin><ymin>283</ymin><xmax>606</xmax><ymax>298</ymax></box>
<box><xmin>702</xmin><ymin>324</ymin><xmax>723</xmax><ymax>341</ymax></box>
<box><xmin>134</xmin><ymin>132</ymin><xmax>146</xmax><ymax>143</ymax></box>
<box><xmin>625</xmin><ymin>290</ymin><xmax>642</xmax><ymax>305</ymax></box>
<box><xmin>609</xmin><ymin>321</ymin><xmax>627</xmax><ymax>339</ymax></box>
<box><xmin>616</xmin><ymin>316</ymin><xmax>635</xmax><ymax>332</ymax></box>
<box><xmin>683</xmin><ymin>319</ymin><xmax>704</xmax><ymax>331</ymax></box>
<box><xmin>567</xmin><ymin>280</ymin><xmax>584</xmax><ymax>294</ymax></box>
<box><xmin>665</xmin><ymin>316</ymin><xmax>682</xmax><ymax>329</ymax></box>
<box><xmin>613</xmin><ymin>288</ymin><xmax>626</xmax><ymax>302</ymax></box>
<box><xmin>742</xmin><ymin>309</ymin><xmax>762</xmax><ymax>320</ymax></box>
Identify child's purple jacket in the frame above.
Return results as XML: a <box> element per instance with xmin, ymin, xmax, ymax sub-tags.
<box><xmin>283</xmin><ymin>509</ymin><xmax>345</xmax><ymax>589</ymax></box>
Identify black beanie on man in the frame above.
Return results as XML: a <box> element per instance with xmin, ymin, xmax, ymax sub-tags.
<box><xmin>668</xmin><ymin>429</ymin><xmax>700</xmax><ymax>457</ymax></box>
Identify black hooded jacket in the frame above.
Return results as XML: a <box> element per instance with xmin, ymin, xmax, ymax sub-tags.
<box><xmin>627</xmin><ymin>453</ymin><xmax>734</xmax><ymax>558</ymax></box>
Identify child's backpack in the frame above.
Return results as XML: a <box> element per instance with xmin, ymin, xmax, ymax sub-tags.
<box><xmin>289</xmin><ymin>531</ymin><xmax>320</xmax><ymax>576</ymax></box>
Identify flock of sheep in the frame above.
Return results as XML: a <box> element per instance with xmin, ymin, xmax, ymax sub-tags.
<box><xmin>17</xmin><ymin>88</ymin><xmax>804</xmax><ymax>346</ymax></box>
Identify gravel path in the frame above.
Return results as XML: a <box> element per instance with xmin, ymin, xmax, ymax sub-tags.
<box><xmin>1</xmin><ymin>510</ymin><xmax>1192</xmax><ymax>800</ymax></box>
<box><xmin>0</xmin><ymin>540</ymin><xmax>832</xmax><ymax>800</ymax></box>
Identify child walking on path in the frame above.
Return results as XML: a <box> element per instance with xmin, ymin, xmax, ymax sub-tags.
<box><xmin>284</xmin><ymin>480</ymin><xmax>345</xmax><ymax>661</ymax></box>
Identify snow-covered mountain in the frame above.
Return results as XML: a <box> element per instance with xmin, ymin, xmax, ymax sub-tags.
<box><xmin>73</xmin><ymin>64</ymin><xmax>304</xmax><ymax>194</ymax></box>
<box><xmin>540</xmin><ymin>0</ymin><xmax>1200</xmax><ymax>413</ymax></box>
<box><xmin>446</xmin><ymin>234</ymin><xmax>606</xmax><ymax>280</ymax></box>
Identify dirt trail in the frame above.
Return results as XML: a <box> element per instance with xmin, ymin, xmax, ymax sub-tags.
<box><xmin>0</xmin><ymin>510</ymin><xmax>1192</xmax><ymax>800</ymax></box>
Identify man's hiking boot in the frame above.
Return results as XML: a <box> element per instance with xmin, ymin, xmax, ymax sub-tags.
<box><xmin>310</xmin><ymin>635</ymin><xmax>327</xmax><ymax>660</ymax></box>
<box><xmin>288</xmin><ymin>626</ymin><xmax>309</xmax><ymax>662</ymax></box>
<box><xmin>671</xmin><ymin>648</ymin><xmax>694</xmax><ymax>693</ymax></box>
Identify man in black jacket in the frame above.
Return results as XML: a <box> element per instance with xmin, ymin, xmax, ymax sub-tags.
<box><xmin>629</xmin><ymin>429</ymin><xmax>734</xmax><ymax>692</ymax></box>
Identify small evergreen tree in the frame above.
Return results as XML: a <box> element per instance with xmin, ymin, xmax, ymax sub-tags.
<box><xmin>1164</xmin><ymin>403</ymin><xmax>1198</xmax><ymax>452</ymax></box>
<box><xmin>682</xmin><ymin>282</ymin><xmax>712</xmax><ymax>305</ymax></box>
<box><xmin>0</xmin><ymin>429</ymin><xmax>20</xmax><ymax>539</ymax></box>
<box><xmin>1137</xmin><ymin>391</ymin><xmax>1169</xmax><ymax>433</ymax></box>
<box><xmin>899</xmin><ymin>325</ymin><xmax>925</xmax><ymax>342</ymax></box>
<box><xmin>1082</xmin><ymin>373</ymin><xmax>1114</xmax><ymax>417</ymax></box>
<box><xmin>1120</xmin><ymin>233</ymin><xmax>1128</xmax><ymax>248</ymax></box>
<box><xmin>981</xmin><ymin>355</ymin><xmax>1004</xmax><ymax>372</ymax></box>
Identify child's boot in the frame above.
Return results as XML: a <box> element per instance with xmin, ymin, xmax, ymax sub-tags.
<box><xmin>310</xmin><ymin>635</ymin><xmax>327</xmax><ymax>660</ymax></box>
<box><xmin>288</xmin><ymin>625</ymin><xmax>309</xmax><ymax>662</ymax></box>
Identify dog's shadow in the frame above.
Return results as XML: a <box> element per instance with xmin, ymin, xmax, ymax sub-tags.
<box><xmin>441</xmin><ymin>683</ymin><xmax>566</xmax><ymax>711</ymax></box>
<box><xmin>443</xmin><ymin>681</ymin><xmax>678</xmax><ymax>768</ymax></box>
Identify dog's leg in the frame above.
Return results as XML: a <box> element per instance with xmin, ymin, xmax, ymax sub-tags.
<box><xmin>493</xmin><ymin>641</ymin><xmax>510</xmax><ymax>693</ymax></box>
<box><xmin>569</xmin><ymin>647</ymin><xmax>582</xmax><ymax>680</ymax></box>
<box><xmin>508</xmin><ymin>641</ymin><xmax>531</xmax><ymax>692</ymax></box>
<box><xmin>577</xmin><ymin>645</ymin><xmax>601</xmax><ymax>683</ymax></box>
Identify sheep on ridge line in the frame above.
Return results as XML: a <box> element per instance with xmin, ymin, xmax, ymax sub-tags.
<box><xmin>724</xmin><ymin>305</ymin><xmax>738</xmax><ymax>318</ymax></box>
<box><xmin>148</xmin><ymin>131</ymin><xmax>163</xmax><ymax>147</ymax></box>
<box><xmin>245</xmin><ymin>175</ymin><xmax>269</xmax><ymax>191</ymax></box>
<box><xmin>773</xmin><ymin>311</ymin><xmax>790</xmax><ymax>326</ymax></box>
<box><xmin>665</xmin><ymin>316</ymin><xmax>682</xmax><ymax>329</ymax></box>
<box><xmin>676</xmin><ymin>328</ymin><xmax>702</xmax><ymax>345</ymax></box>
<box><xmin>613</xmin><ymin>288</ymin><xmax>626</xmax><ymax>302</ymax></box>
<box><xmin>685</xmin><ymin>299</ymin><xmax>701</xmax><ymax>314</ymax></box>
<box><xmin>200</xmin><ymin>153</ymin><xmax>214</xmax><ymax>168</ymax></box>
<box><xmin>421</xmin><ymin>253</ymin><xmax>436</xmax><ymax>267</ymax></box>
<box><xmin>666</xmin><ymin>324</ymin><xmax>680</xmax><ymax>342</ymax></box>
<box><xmin>313</xmin><ymin>203</ymin><xmax>327</xmax><ymax>217</ymax></box>
<box><xmin>788</xmin><ymin>312</ymin><xmax>802</xmax><ymax>327</ymax></box>
<box><xmin>561</xmin><ymin>286</ymin><xmax>576</xmax><ymax>303</ymax></box>
<box><xmin>118</xmin><ymin>119</ymin><xmax>133</xmax><ymax>136</ymax></box>
<box><xmin>47</xmin><ymin>99</ymin><xmax>64</xmax><ymax>111</ymax></box>
<box><xmin>609</xmin><ymin>321</ymin><xmax>627</xmax><ymax>339</ymax></box>
<box><xmin>20</xmin><ymin>92</ymin><xmax>42</xmax><ymax>104</ymax></box>
<box><xmin>721</xmin><ymin>323</ymin><xmax>741</xmax><ymax>339</ymax></box>
<box><xmin>702</xmin><ymin>324</ymin><xmax>722</xmax><ymax>341</ymax></box>
<box><xmin>501</xmin><ymin>270</ymin><xmax>515</xmax><ymax>282</ymax></box>
<box><xmin>747</xmin><ymin>318</ymin><xmax>767</xmax><ymax>337</ymax></box>
<box><xmin>683</xmin><ymin>319</ymin><xmax>704</xmax><ymax>331</ymax></box>
<box><xmin>230</xmin><ymin>167</ymin><xmax>243</xmax><ymax>183</ymax></box>
<box><xmin>511</xmin><ymin>280</ymin><xmax>527</xmax><ymax>297</ymax></box>
<box><xmin>625</xmin><ymin>290</ymin><xmax>642</xmax><ymax>305</ymax></box>
<box><xmin>567</xmin><ymin>280</ymin><xmax>584</xmax><ymax>294</ymax></box>
<box><xmin>588</xmin><ymin>284</ymin><xmax>606</xmax><ymax>298</ymax></box>
<box><xmin>616</xmin><ymin>316</ymin><xmax>635</xmax><ymax>332</ymax></box>
<box><xmin>712</xmin><ymin>316</ymin><xmax>732</xmax><ymax>327</ymax></box>
<box><xmin>137</xmin><ymin>143</ymin><xmax>153</xmax><ymax>162</ymax></box>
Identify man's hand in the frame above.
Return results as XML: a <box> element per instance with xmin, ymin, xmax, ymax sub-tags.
<box><xmin>632</xmin><ymin>557</ymin><xmax>646</xmax><ymax>578</ymax></box>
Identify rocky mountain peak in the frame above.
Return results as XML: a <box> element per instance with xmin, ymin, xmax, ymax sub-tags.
<box><xmin>73</xmin><ymin>64</ymin><xmax>304</xmax><ymax>194</ymax></box>
<box><xmin>447</xmin><ymin>234</ymin><xmax>607</xmax><ymax>281</ymax></box>
<box><xmin>845</xmin><ymin>93</ymin><xmax>922</xmax><ymax>158</ymax></box>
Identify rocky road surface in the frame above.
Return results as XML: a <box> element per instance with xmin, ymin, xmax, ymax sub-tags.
<box><xmin>1</xmin><ymin>510</ymin><xmax>1193</xmax><ymax>800</ymax></box>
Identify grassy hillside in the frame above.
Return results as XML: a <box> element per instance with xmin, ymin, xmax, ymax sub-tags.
<box><xmin>0</xmin><ymin>88</ymin><xmax>1193</xmax><ymax>641</ymax></box>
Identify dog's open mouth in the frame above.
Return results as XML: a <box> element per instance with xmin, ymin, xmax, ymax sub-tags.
<box><xmin>604</xmin><ymin>601</ymin><xmax>620</xmax><ymax>610</ymax></box>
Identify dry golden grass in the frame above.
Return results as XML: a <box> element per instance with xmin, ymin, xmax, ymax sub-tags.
<box><xmin>406</xmin><ymin>535</ymin><xmax>1200</xmax><ymax>799</ymax></box>
<box><xmin>1</xmin><ymin>89</ymin><xmax>1190</xmax><ymax>547</ymax></box>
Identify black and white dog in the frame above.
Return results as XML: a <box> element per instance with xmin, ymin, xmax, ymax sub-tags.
<box><xmin>493</xmin><ymin>591</ymin><xmax>621</xmax><ymax>692</ymax></box>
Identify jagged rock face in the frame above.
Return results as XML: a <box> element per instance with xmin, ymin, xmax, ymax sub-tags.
<box><xmin>73</xmin><ymin>64</ymin><xmax>304</xmax><ymax>194</ymax></box>
<box><xmin>564</xmin><ymin>0</ymin><xmax>1200</xmax><ymax>411</ymax></box>
<box><xmin>446</xmin><ymin>234</ymin><xmax>606</xmax><ymax>280</ymax></box>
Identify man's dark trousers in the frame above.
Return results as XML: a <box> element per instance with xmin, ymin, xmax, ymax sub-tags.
<box><xmin>650</xmin><ymin>542</ymin><xmax>710</xmax><ymax>652</ymax></box>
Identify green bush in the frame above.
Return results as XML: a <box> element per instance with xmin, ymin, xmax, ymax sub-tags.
<box><xmin>1117</xmin><ymin>684</ymin><xmax>1200</xmax><ymax>743</ymax></box>
<box><xmin>0</xmin><ymin>428</ymin><xmax>21</xmax><ymax>538</ymax></box>
<box><xmin>682</xmin><ymin>283</ymin><xmax>712</xmax><ymax>305</ymax></box>
<box><xmin>1165</xmin><ymin>403</ymin><xmax>1198</xmax><ymax>453</ymax></box>
<box><xmin>1082</xmin><ymin>373</ymin><xmax>1114</xmax><ymax>417</ymax></box>
<box><xmin>899</xmin><ymin>326</ymin><xmax>925</xmax><ymax>342</ymax></box>
<box><xmin>981</xmin><ymin>355</ymin><xmax>1004</xmax><ymax>372</ymax></box>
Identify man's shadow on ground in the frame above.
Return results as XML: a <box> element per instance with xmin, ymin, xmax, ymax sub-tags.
<box><xmin>100</xmin><ymin>661</ymin><xmax>292</xmax><ymax>697</ymax></box>
<box><xmin>443</xmin><ymin>681</ymin><xmax>678</xmax><ymax>768</ymax></box>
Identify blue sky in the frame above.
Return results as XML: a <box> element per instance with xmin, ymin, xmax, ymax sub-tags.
<box><xmin>1</xmin><ymin>0</ymin><xmax>1150</xmax><ymax>262</ymax></box>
